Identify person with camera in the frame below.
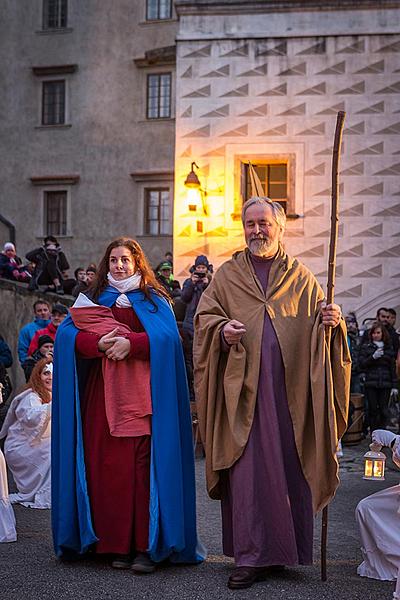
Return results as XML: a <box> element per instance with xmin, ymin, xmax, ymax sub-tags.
<box><xmin>181</xmin><ymin>255</ymin><xmax>211</xmax><ymax>402</ymax></box>
<box><xmin>26</xmin><ymin>236</ymin><xmax>70</xmax><ymax>295</ymax></box>
<box><xmin>358</xmin><ymin>322</ymin><xmax>398</xmax><ymax>433</ymax></box>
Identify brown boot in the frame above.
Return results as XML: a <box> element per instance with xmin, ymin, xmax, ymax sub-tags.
<box><xmin>228</xmin><ymin>566</ymin><xmax>269</xmax><ymax>589</ymax></box>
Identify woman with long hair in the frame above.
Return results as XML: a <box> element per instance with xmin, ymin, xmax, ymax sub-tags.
<box><xmin>359</xmin><ymin>323</ymin><xmax>398</xmax><ymax>432</ymax></box>
<box><xmin>52</xmin><ymin>238</ymin><xmax>204</xmax><ymax>571</ymax></box>
<box><xmin>0</xmin><ymin>358</ymin><xmax>52</xmax><ymax>509</ymax></box>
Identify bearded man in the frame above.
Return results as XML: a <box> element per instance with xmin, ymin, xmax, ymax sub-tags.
<box><xmin>194</xmin><ymin>197</ymin><xmax>350</xmax><ymax>589</ymax></box>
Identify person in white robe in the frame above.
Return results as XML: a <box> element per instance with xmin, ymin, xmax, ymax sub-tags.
<box><xmin>0</xmin><ymin>359</ymin><xmax>52</xmax><ymax>509</ymax></box>
<box><xmin>356</xmin><ymin>428</ymin><xmax>400</xmax><ymax>585</ymax></box>
<box><xmin>0</xmin><ymin>388</ymin><xmax>16</xmax><ymax>541</ymax></box>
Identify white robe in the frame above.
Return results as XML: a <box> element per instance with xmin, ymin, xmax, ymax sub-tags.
<box><xmin>0</xmin><ymin>448</ymin><xmax>16</xmax><ymax>542</ymax></box>
<box><xmin>356</xmin><ymin>484</ymin><xmax>400</xmax><ymax>581</ymax></box>
<box><xmin>0</xmin><ymin>389</ymin><xmax>51</xmax><ymax>509</ymax></box>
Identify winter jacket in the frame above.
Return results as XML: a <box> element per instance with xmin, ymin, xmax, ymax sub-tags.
<box><xmin>181</xmin><ymin>278</ymin><xmax>209</xmax><ymax>334</ymax></box>
<box><xmin>26</xmin><ymin>246</ymin><xmax>69</xmax><ymax>284</ymax></box>
<box><xmin>18</xmin><ymin>318</ymin><xmax>51</xmax><ymax>364</ymax></box>
<box><xmin>358</xmin><ymin>342</ymin><xmax>397</xmax><ymax>389</ymax></box>
<box><xmin>22</xmin><ymin>348</ymin><xmax>44</xmax><ymax>382</ymax></box>
<box><xmin>0</xmin><ymin>253</ymin><xmax>22</xmax><ymax>280</ymax></box>
<box><xmin>0</xmin><ymin>337</ymin><xmax>12</xmax><ymax>369</ymax></box>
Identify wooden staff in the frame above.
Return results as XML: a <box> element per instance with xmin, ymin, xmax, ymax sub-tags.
<box><xmin>321</xmin><ymin>110</ymin><xmax>346</xmax><ymax>582</ymax></box>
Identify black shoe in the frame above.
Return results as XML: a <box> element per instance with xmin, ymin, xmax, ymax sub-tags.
<box><xmin>55</xmin><ymin>285</ymin><xmax>64</xmax><ymax>295</ymax></box>
<box><xmin>111</xmin><ymin>554</ymin><xmax>132</xmax><ymax>569</ymax></box>
<box><xmin>28</xmin><ymin>282</ymin><xmax>39</xmax><ymax>291</ymax></box>
<box><xmin>131</xmin><ymin>552</ymin><xmax>155</xmax><ymax>574</ymax></box>
<box><xmin>228</xmin><ymin>566</ymin><xmax>269</xmax><ymax>589</ymax></box>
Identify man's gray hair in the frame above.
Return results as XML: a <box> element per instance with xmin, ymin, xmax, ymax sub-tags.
<box><xmin>241</xmin><ymin>197</ymin><xmax>286</xmax><ymax>229</ymax></box>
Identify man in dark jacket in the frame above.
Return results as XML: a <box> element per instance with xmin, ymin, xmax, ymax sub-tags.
<box><xmin>0</xmin><ymin>335</ymin><xmax>13</xmax><ymax>427</ymax></box>
<box><xmin>181</xmin><ymin>255</ymin><xmax>211</xmax><ymax>401</ymax></box>
<box><xmin>22</xmin><ymin>334</ymin><xmax>54</xmax><ymax>382</ymax></box>
<box><xmin>26</xmin><ymin>236</ymin><xmax>70</xmax><ymax>295</ymax></box>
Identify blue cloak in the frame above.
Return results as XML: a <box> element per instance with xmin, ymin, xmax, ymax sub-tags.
<box><xmin>51</xmin><ymin>287</ymin><xmax>205</xmax><ymax>563</ymax></box>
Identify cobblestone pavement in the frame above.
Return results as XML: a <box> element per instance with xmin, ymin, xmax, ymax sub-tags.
<box><xmin>1</xmin><ymin>442</ymin><xmax>398</xmax><ymax>600</ymax></box>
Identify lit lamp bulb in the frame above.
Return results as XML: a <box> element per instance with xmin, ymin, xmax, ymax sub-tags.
<box><xmin>187</xmin><ymin>188</ymin><xmax>200</xmax><ymax>212</ymax></box>
<box><xmin>363</xmin><ymin>449</ymin><xmax>386</xmax><ymax>481</ymax></box>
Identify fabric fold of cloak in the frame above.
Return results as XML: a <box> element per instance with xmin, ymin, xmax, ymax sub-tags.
<box><xmin>52</xmin><ymin>287</ymin><xmax>205</xmax><ymax>563</ymax></box>
<box><xmin>194</xmin><ymin>246</ymin><xmax>351</xmax><ymax>513</ymax></box>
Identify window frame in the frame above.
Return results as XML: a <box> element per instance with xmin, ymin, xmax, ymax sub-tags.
<box><xmin>144</xmin><ymin>188</ymin><xmax>172</xmax><ymax>236</ymax></box>
<box><xmin>42</xmin><ymin>0</ymin><xmax>68</xmax><ymax>30</ymax></box>
<box><xmin>146</xmin><ymin>0</ymin><xmax>172</xmax><ymax>21</ymax></box>
<box><xmin>146</xmin><ymin>72</ymin><xmax>172</xmax><ymax>120</ymax></box>
<box><xmin>41</xmin><ymin>79</ymin><xmax>66</xmax><ymax>126</ymax></box>
<box><xmin>38</xmin><ymin>186</ymin><xmax>72</xmax><ymax>237</ymax></box>
<box><xmin>244</xmin><ymin>163</ymin><xmax>288</xmax><ymax>211</ymax></box>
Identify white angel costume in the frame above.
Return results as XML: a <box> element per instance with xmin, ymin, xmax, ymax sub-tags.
<box><xmin>356</xmin><ymin>430</ymin><xmax>400</xmax><ymax>583</ymax></box>
<box><xmin>0</xmin><ymin>388</ymin><xmax>51</xmax><ymax>509</ymax></box>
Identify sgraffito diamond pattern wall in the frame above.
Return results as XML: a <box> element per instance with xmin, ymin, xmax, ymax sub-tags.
<box><xmin>174</xmin><ymin>34</ymin><xmax>400</xmax><ymax>314</ymax></box>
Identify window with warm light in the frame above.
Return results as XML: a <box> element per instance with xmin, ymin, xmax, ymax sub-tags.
<box><xmin>146</xmin><ymin>0</ymin><xmax>172</xmax><ymax>20</ymax></box>
<box><xmin>243</xmin><ymin>163</ymin><xmax>288</xmax><ymax>212</ymax></box>
<box><xmin>146</xmin><ymin>74</ymin><xmax>172</xmax><ymax>119</ymax></box>
<box><xmin>144</xmin><ymin>189</ymin><xmax>172</xmax><ymax>235</ymax></box>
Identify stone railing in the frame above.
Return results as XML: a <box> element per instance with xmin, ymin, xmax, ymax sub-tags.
<box><xmin>0</xmin><ymin>279</ymin><xmax>73</xmax><ymax>391</ymax></box>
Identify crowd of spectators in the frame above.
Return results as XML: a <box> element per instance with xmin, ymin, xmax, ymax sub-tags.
<box><xmin>345</xmin><ymin>307</ymin><xmax>399</xmax><ymax>436</ymax></box>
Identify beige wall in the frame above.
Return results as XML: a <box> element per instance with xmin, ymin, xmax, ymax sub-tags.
<box><xmin>173</xmin><ymin>2</ymin><xmax>400</xmax><ymax>317</ymax></box>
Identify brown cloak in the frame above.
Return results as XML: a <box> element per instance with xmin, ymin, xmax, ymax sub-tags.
<box><xmin>193</xmin><ymin>246</ymin><xmax>351</xmax><ymax>513</ymax></box>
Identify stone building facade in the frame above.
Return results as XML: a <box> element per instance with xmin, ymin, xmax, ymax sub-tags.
<box><xmin>0</xmin><ymin>0</ymin><xmax>178</xmax><ymax>270</ymax></box>
<box><xmin>173</xmin><ymin>0</ymin><xmax>400</xmax><ymax>319</ymax></box>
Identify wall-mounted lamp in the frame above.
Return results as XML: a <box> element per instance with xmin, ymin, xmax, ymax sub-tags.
<box><xmin>184</xmin><ymin>162</ymin><xmax>208</xmax><ymax>216</ymax></box>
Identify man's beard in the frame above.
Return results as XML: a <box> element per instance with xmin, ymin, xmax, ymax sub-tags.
<box><xmin>248</xmin><ymin>236</ymin><xmax>272</xmax><ymax>256</ymax></box>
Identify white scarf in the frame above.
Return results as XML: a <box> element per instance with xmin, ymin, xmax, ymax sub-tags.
<box><xmin>107</xmin><ymin>272</ymin><xmax>142</xmax><ymax>307</ymax></box>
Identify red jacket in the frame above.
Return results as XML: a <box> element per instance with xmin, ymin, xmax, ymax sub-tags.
<box><xmin>28</xmin><ymin>322</ymin><xmax>57</xmax><ymax>355</ymax></box>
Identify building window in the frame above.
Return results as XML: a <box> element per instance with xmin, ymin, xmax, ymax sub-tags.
<box><xmin>44</xmin><ymin>190</ymin><xmax>67</xmax><ymax>235</ymax></box>
<box><xmin>43</xmin><ymin>0</ymin><xmax>68</xmax><ymax>29</ymax></box>
<box><xmin>147</xmin><ymin>73</ymin><xmax>171</xmax><ymax>119</ymax></box>
<box><xmin>42</xmin><ymin>80</ymin><xmax>65</xmax><ymax>125</ymax></box>
<box><xmin>146</xmin><ymin>0</ymin><xmax>172</xmax><ymax>20</ymax></box>
<box><xmin>244</xmin><ymin>163</ymin><xmax>288</xmax><ymax>212</ymax></box>
<box><xmin>145</xmin><ymin>189</ymin><xmax>171</xmax><ymax>235</ymax></box>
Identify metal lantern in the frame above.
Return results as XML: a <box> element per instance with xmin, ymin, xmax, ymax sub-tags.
<box><xmin>363</xmin><ymin>450</ymin><xmax>386</xmax><ymax>481</ymax></box>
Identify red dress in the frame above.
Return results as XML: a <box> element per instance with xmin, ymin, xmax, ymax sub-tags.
<box><xmin>75</xmin><ymin>306</ymin><xmax>150</xmax><ymax>555</ymax></box>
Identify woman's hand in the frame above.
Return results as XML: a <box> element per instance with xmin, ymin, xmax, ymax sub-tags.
<box><xmin>105</xmin><ymin>337</ymin><xmax>131</xmax><ymax>361</ymax></box>
<box><xmin>98</xmin><ymin>328</ymin><xmax>119</xmax><ymax>353</ymax></box>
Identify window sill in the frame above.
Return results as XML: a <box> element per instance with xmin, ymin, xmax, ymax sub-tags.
<box><xmin>36</xmin><ymin>234</ymin><xmax>73</xmax><ymax>239</ymax></box>
<box><xmin>35</xmin><ymin>124</ymin><xmax>72</xmax><ymax>130</ymax></box>
<box><xmin>139</xmin><ymin>234</ymin><xmax>173</xmax><ymax>238</ymax></box>
<box><xmin>142</xmin><ymin>118</ymin><xmax>175</xmax><ymax>123</ymax></box>
<box><xmin>139</xmin><ymin>19</ymin><xmax>177</xmax><ymax>26</ymax></box>
<box><xmin>36</xmin><ymin>28</ymin><xmax>73</xmax><ymax>35</ymax></box>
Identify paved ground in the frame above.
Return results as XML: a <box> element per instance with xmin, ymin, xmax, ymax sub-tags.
<box><xmin>1</xmin><ymin>439</ymin><xmax>398</xmax><ymax>600</ymax></box>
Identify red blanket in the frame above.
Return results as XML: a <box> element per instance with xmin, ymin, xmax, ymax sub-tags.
<box><xmin>70</xmin><ymin>306</ymin><xmax>152</xmax><ymax>437</ymax></box>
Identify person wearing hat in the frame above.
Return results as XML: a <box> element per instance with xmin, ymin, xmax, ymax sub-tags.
<box><xmin>156</xmin><ymin>262</ymin><xmax>181</xmax><ymax>298</ymax></box>
<box><xmin>28</xmin><ymin>304</ymin><xmax>68</xmax><ymax>356</ymax></box>
<box><xmin>0</xmin><ymin>243</ymin><xmax>30</xmax><ymax>283</ymax></box>
<box><xmin>26</xmin><ymin>236</ymin><xmax>70</xmax><ymax>295</ymax></box>
<box><xmin>22</xmin><ymin>335</ymin><xmax>54</xmax><ymax>382</ymax></box>
<box><xmin>181</xmin><ymin>255</ymin><xmax>211</xmax><ymax>402</ymax></box>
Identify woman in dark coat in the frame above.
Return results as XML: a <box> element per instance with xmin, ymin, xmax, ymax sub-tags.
<box><xmin>359</xmin><ymin>323</ymin><xmax>398</xmax><ymax>432</ymax></box>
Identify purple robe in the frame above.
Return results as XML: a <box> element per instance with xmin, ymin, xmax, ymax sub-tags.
<box><xmin>221</xmin><ymin>253</ymin><xmax>313</xmax><ymax>567</ymax></box>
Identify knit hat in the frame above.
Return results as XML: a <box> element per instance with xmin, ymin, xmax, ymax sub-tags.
<box><xmin>38</xmin><ymin>335</ymin><xmax>54</xmax><ymax>349</ymax></box>
<box><xmin>194</xmin><ymin>255</ymin><xmax>209</xmax><ymax>268</ymax></box>
<box><xmin>3</xmin><ymin>242</ymin><xmax>15</xmax><ymax>252</ymax></box>
<box><xmin>52</xmin><ymin>303</ymin><xmax>68</xmax><ymax>315</ymax></box>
